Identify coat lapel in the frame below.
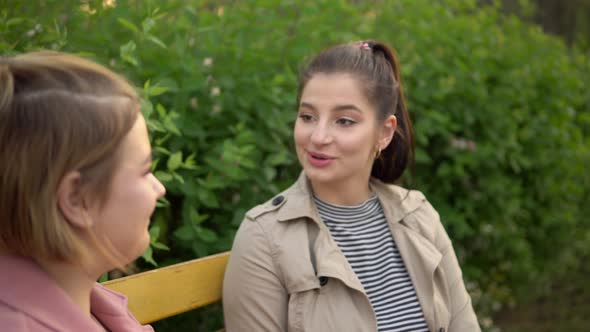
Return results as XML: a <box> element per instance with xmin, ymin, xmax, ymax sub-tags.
<box><xmin>276</xmin><ymin>172</ymin><xmax>366</xmax><ymax>294</ymax></box>
<box><xmin>371</xmin><ymin>178</ymin><xmax>444</xmax><ymax>331</ymax></box>
<box><xmin>390</xmin><ymin>223</ymin><xmax>442</xmax><ymax>332</ymax></box>
<box><xmin>91</xmin><ymin>284</ymin><xmax>154</xmax><ymax>332</ymax></box>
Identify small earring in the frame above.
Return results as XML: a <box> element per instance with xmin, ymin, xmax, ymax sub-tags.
<box><xmin>375</xmin><ymin>147</ymin><xmax>382</xmax><ymax>159</ymax></box>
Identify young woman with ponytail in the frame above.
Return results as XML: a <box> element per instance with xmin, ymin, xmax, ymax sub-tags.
<box><xmin>0</xmin><ymin>51</ymin><xmax>165</xmax><ymax>331</ymax></box>
<box><xmin>223</xmin><ymin>40</ymin><xmax>480</xmax><ymax>331</ymax></box>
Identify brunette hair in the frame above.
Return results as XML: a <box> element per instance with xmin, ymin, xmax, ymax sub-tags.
<box><xmin>0</xmin><ymin>51</ymin><xmax>139</xmax><ymax>262</ymax></box>
<box><xmin>298</xmin><ymin>40</ymin><xmax>415</xmax><ymax>183</ymax></box>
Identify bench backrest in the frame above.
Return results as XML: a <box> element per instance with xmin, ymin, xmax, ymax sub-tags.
<box><xmin>103</xmin><ymin>251</ymin><xmax>230</xmax><ymax>324</ymax></box>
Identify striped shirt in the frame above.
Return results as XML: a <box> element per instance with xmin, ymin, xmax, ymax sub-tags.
<box><xmin>314</xmin><ymin>195</ymin><xmax>429</xmax><ymax>332</ymax></box>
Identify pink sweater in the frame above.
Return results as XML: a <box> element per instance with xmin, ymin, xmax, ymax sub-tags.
<box><xmin>0</xmin><ymin>255</ymin><xmax>154</xmax><ymax>331</ymax></box>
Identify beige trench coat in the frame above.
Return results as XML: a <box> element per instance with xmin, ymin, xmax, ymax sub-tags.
<box><xmin>223</xmin><ymin>173</ymin><xmax>480</xmax><ymax>332</ymax></box>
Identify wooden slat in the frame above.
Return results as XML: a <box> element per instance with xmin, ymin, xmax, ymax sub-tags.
<box><xmin>103</xmin><ymin>251</ymin><xmax>230</xmax><ymax>324</ymax></box>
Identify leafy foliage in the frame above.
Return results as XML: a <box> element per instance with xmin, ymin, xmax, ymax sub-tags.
<box><xmin>2</xmin><ymin>0</ymin><xmax>589</xmax><ymax>330</ymax></box>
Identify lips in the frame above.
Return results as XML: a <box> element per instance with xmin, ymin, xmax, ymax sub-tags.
<box><xmin>306</xmin><ymin>151</ymin><xmax>334</xmax><ymax>168</ymax></box>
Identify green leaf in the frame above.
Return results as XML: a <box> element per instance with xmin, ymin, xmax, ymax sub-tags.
<box><xmin>141</xmin><ymin>246</ymin><xmax>157</xmax><ymax>267</ymax></box>
<box><xmin>146</xmin><ymin>34</ymin><xmax>167</xmax><ymax>49</ymax></box>
<box><xmin>173</xmin><ymin>224</ymin><xmax>194</xmax><ymax>241</ymax></box>
<box><xmin>140</xmin><ymin>98</ymin><xmax>153</xmax><ymax>117</ymax></box>
<box><xmin>146</xmin><ymin>118</ymin><xmax>166</xmax><ymax>133</ymax></box>
<box><xmin>149</xmin><ymin>225</ymin><xmax>161</xmax><ymax>239</ymax></box>
<box><xmin>118</xmin><ymin>18</ymin><xmax>140</xmax><ymax>34</ymax></box>
<box><xmin>172</xmin><ymin>172</ymin><xmax>185</xmax><ymax>184</ymax></box>
<box><xmin>119</xmin><ymin>40</ymin><xmax>138</xmax><ymax>66</ymax></box>
<box><xmin>155</xmin><ymin>197</ymin><xmax>170</xmax><ymax>208</ymax></box>
<box><xmin>142</xmin><ymin>18</ymin><xmax>156</xmax><ymax>34</ymax></box>
<box><xmin>167</xmin><ymin>151</ymin><xmax>183</xmax><ymax>171</ymax></box>
<box><xmin>195</xmin><ymin>226</ymin><xmax>218</xmax><ymax>243</ymax></box>
<box><xmin>156</xmin><ymin>103</ymin><xmax>166</xmax><ymax>117</ymax></box>
<box><xmin>154</xmin><ymin>171</ymin><xmax>173</xmax><ymax>182</ymax></box>
<box><xmin>6</xmin><ymin>18</ymin><xmax>25</xmax><ymax>26</ymax></box>
<box><xmin>153</xmin><ymin>146</ymin><xmax>170</xmax><ymax>156</ymax></box>
<box><xmin>152</xmin><ymin>242</ymin><xmax>170</xmax><ymax>250</ymax></box>
<box><xmin>189</xmin><ymin>208</ymin><xmax>209</xmax><ymax>225</ymax></box>
<box><xmin>267</xmin><ymin>152</ymin><xmax>288</xmax><ymax>166</ymax></box>
<box><xmin>197</xmin><ymin>187</ymin><xmax>219</xmax><ymax>208</ymax></box>
<box><xmin>148</xmin><ymin>86</ymin><xmax>169</xmax><ymax>97</ymax></box>
<box><xmin>163</xmin><ymin>116</ymin><xmax>181</xmax><ymax>136</ymax></box>
<box><xmin>98</xmin><ymin>273</ymin><xmax>109</xmax><ymax>283</ymax></box>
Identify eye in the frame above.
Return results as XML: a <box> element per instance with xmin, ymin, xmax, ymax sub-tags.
<box><xmin>336</xmin><ymin>118</ymin><xmax>356</xmax><ymax>126</ymax></box>
<box><xmin>298</xmin><ymin>113</ymin><xmax>314</xmax><ymax>122</ymax></box>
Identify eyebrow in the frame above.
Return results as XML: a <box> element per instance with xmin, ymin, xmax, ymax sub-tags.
<box><xmin>299</xmin><ymin>102</ymin><xmax>362</xmax><ymax>113</ymax></box>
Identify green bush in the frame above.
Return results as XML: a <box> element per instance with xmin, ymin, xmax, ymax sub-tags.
<box><xmin>2</xmin><ymin>0</ymin><xmax>589</xmax><ymax>330</ymax></box>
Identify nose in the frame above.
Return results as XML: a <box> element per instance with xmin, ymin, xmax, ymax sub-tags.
<box><xmin>151</xmin><ymin>174</ymin><xmax>166</xmax><ymax>199</ymax></box>
<box><xmin>310</xmin><ymin>121</ymin><xmax>332</xmax><ymax>145</ymax></box>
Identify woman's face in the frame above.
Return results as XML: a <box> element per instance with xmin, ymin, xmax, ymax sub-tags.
<box><xmin>88</xmin><ymin>115</ymin><xmax>165</xmax><ymax>266</ymax></box>
<box><xmin>294</xmin><ymin>73</ymin><xmax>394</xmax><ymax>191</ymax></box>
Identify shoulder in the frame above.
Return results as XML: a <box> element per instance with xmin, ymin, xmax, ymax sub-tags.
<box><xmin>244</xmin><ymin>193</ymin><xmax>287</xmax><ymax>222</ymax></box>
<box><xmin>244</xmin><ymin>172</ymin><xmax>313</xmax><ymax>224</ymax></box>
<box><xmin>380</xmin><ymin>183</ymin><xmax>450</xmax><ymax>250</ymax></box>
<box><xmin>0</xmin><ymin>303</ymin><xmax>27</xmax><ymax>331</ymax></box>
<box><xmin>373</xmin><ymin>180</ymin><xmax>433</xmax><ymax>220</ymax></box>
<box><xmin>232</xmin><ymin>178</ymin><xmax>312</xmax><ymax>255</ymax></box>
<box><xmin>243</xmin><ymin>177</ymin><xmax>309</xmax><ymax>226</ymax></box>
<box><xmin>0</xmin><ymin>302</ymin><xmax>50</xmax><ymax>331</ymax></box>
<box><xmin>233</xmin><ymin>190</ymin><xmax>291</xmax><ymax>254</ymax></box>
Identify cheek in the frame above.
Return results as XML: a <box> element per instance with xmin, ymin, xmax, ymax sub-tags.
<box><xmin>111</xmin><ymin>182</ymin><xmax>155</xmax><ymax>217</ymax></box>
<box><xmin>338</xmin><ymin>131</ymin><xmax>376</xmax><ymax>156</ymax></box>
<box><xmin>293</xmin><ymin>122</ymin><xmax>308</xmax><ymax>147</ymax></box>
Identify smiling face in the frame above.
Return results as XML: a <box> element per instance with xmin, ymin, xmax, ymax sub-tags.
<box><xmin>87</xmin><ymin>115</ymin><xmax>166</xmax><ymax>266</ymax></box>
<box><xmin>294</xmin><ymin>73</ymin><xmax>395</xmax><ymax>199</ymax></box>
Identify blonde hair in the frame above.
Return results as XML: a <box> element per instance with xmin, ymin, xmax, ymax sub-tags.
<box><xmin>0</xmin><ymin>51</ymin><xmax>140</xmax><ymax>263</ymax></box>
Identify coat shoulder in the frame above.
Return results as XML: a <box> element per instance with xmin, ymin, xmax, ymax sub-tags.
<box><xmin>383</xmin><ymin>184</ymin><xmax>448</xmax><ymax>249</ymax></box>
<box><xmin>0</xmin><ymin>303</ymin><xmax>46</xmax><ymax>331</ymax></box>
<box><xmin>243</xmin><ymin>179</ymin><xmax>304</xmax><ymax>224</ymax></box>
<box><xmin>244</xmin><ymin>193</ymin><xmax>287</xmax><ymax>222</ymax></box>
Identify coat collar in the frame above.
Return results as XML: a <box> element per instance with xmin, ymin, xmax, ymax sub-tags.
<box><xmin>91</xmin><ymin>284</ymin><xmax>154</xmax><ymax>331</ymax></box>
<box><xmin>276</xmin><ymin>171</ymin><xmax>425</xmax><ymax>225</ymax></box>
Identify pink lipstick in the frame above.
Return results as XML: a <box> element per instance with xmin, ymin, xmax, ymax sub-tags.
<box><xmin>307</xmin><ymin>151</ymin><xmax>334</xmax><ymax>168</ymax></box>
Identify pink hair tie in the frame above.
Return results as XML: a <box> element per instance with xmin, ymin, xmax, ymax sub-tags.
<box><xmin>354</xmin><ymin>41</ymin><xmax>371</xmax><ymax>50</ymax></box>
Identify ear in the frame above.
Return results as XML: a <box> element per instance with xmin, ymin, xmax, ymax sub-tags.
<box><xmin>57</xmin><ymin>171</ymin><xmax>93</xmax><ymax>229</ymax></box>
<box><xmin>378</xmin><ymin>115</ymin><xmax>397</xmax><ymax>150</ymax></box>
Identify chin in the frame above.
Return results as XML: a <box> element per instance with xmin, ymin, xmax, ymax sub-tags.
<box><xmin>124</xmin><ymin>232</ymin><xmax>151</xmax><ymax>263</ymax></box>
<box><xmin>304</xmin><ymin>167</ymin><xmax>338</xmax><ymax>184</ymax></box>
<box><xmin>137</xmin><ymin>232</ymin><xmax>151</xmax><ymax>255</ymax></box>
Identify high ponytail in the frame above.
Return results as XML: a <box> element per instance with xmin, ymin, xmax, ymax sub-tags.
<box><xmin>370</xmin><ymin>42</ymin><xmax>415</xmax><ymax>183</ymax></box>
<box><xmin>298</xmin><ymin>40</ymin><xmax>415</xmax><ymax>184</ymax></box>
<box><xmin>0</xmin><ymin>61</ymin><xmax>14</xmax><ymax>114</ymax></box>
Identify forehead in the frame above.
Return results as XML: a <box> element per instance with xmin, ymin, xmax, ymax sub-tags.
<box><xmin>301</xmin><ymin>73</ymin><xmax>372</xmax><ymax>110</ymax></box>
<box><xmin>116</xmin><ymin>116</ymin><xmax>151</xmax><ymax>165</ymax></box>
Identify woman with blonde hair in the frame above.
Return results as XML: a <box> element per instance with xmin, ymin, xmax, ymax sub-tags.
<box><xmin>223</xmin><ymin>41</ymin><xmax>480</xmax><ymax>331</ymax></box>
<box><xmin>0</xmin><ymin>51</ymin><xmax>165</xmax><ymax>331</ymax></box>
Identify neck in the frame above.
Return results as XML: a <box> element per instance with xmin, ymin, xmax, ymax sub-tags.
<box><xmin>310</xmin><ymin>175</ymin><xmax>372</xmax><ymax>206</ymax></box>
<box><xmin>36</xmin><ymin>258</ymin><xmax>99</xmax><ymax>318</ymax></box>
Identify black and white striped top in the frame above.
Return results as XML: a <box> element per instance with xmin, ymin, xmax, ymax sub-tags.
<box><xmin>314</xmin><ymin>195</ymin><xmax>429</xmax><ymax>332</ymax></box>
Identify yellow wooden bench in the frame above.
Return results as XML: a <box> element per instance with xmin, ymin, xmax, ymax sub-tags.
<box><xmin>103</xmin><ymin>251</ymin><xmax>230</xmax><ymax>325</ymax></box>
